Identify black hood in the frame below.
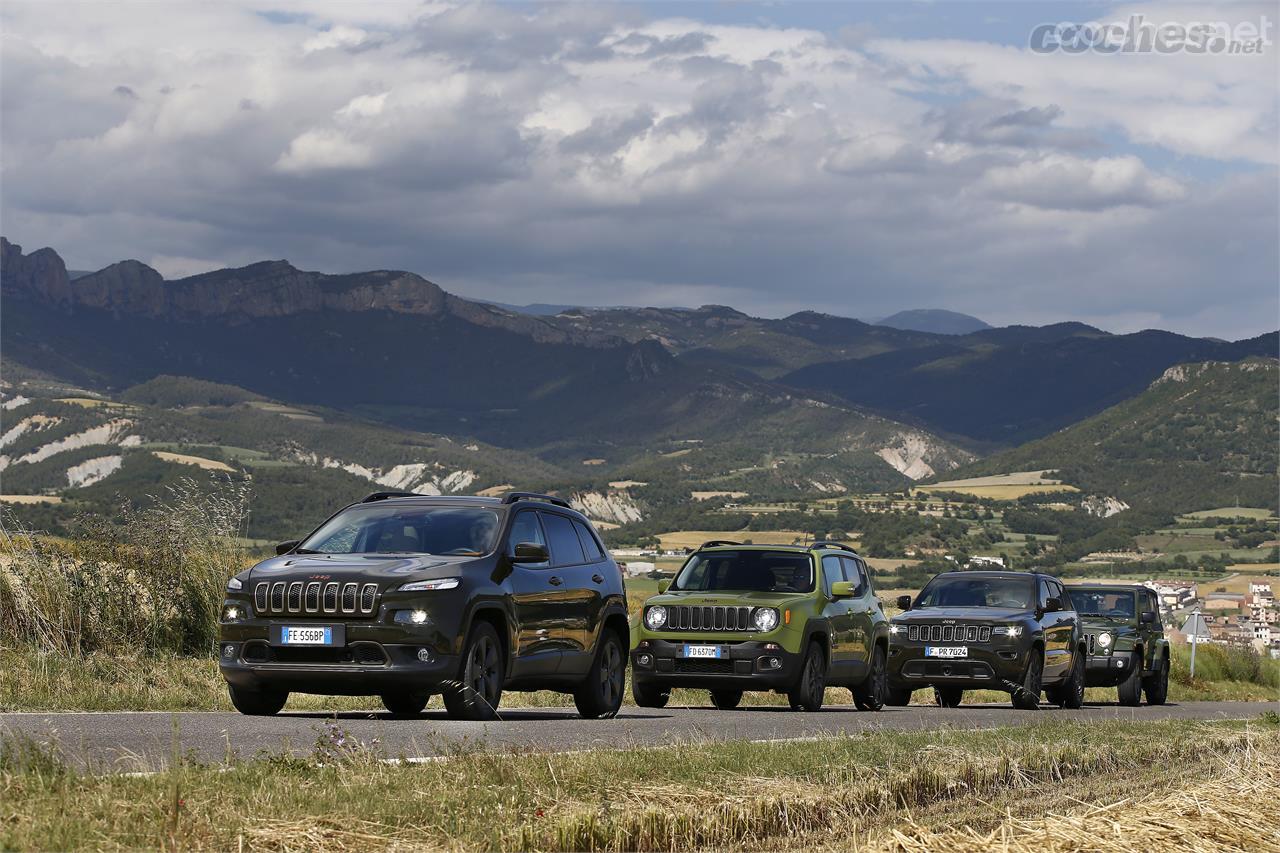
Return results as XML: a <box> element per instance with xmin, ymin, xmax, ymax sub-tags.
<box><xmin>893</xmin><ymin>606</ymin><xmax>1031</xmax><ymax>623</ymax></box>
<box><xmin>248</xmin><ymin>553</ymin><xmax>478</xmax><ymax>586</ymax></box>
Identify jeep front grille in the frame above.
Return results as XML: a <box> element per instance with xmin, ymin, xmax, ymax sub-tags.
<box><xmin>254</xmin><ymin>581</ymin><xmax>379</xmax><ymax>616</ymax></box>
<box><xmin>665</xmin><ymin>605</ymin><xmax>753</xmax><ymax>632</ymax></box>
<box><xmin>906</xmin><ymin>624</ymin><xmax>993</xmax><ymax>643</ymax></box>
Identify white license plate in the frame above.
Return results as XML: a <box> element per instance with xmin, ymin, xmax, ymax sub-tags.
<box><xmin>683</xmin><ymin>644</ymin><xmax>722</xmax><ymax>659</ymax></box>
<box><xmin>925</xmin><ymin>646</ymin><xmax>969</xmax><ymax>659</ymax></box>
<box><xmin>281</xmin><ymin>626</ymin><xmax>333</xmax><ymax>646</ymax></box>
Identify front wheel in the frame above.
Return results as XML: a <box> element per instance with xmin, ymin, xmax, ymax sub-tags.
<box><xmin>710</xmin><ymin>689</ymin><xmax>743</xmax><ymax>710</ymax></box>
<box><xmin>1143</xmin><ymin>655</ymin><xmax>1169</xmax><ymax>706</ymax></box>
<box><xmin>1117</xmin><ymin>651</ymin><xmax>1143</xmax><ymax>707</ymax></box>
<box><xmin>381</xmin><ymin>690</ymin><xmax>431</xmax><ymax>717</ymax></box>
<box><xmin>852</xmin><ymin>645</ymin><xmax>887</xmax><ymax>712</ymax></box>
<box><xmin>228</xmin><ymin>684</ymin><xmax>287</xmax><ymax>716</ymax></box>
<box><xmin>788</xmin><ymin>642</ymin><xmax>826</xmax><ymax>712</ymax></box>
<box><xmin>1012</xmin><ymin>650</ymin><xmax>1042</xmax><ymax>710</ymax></box>
<box><xmin>574</xmin><ymin>631</ymin><xmax>626</xmax><ymax>719</ymax></box>
<box><xmin>884</xmin><ymin>687</ymin><xmax>913</xmax><ymax>707</ymax></box>
<box><xmin>632</xmin><ymin>680</ymin><xmax>670</xmax><ymax>709</ymax></box>
<box><xmin>1055</xmin><ymin>650</ymin><xmax>1085</xmax><ymax>709</ymax></box>
<box><xmin>443</xmin><ymin>621</ymin><xmax>504</xmax><ymax>721</ymax></box>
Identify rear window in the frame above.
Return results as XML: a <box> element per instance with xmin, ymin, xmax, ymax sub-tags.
<box><xmin>673</xmin><ymin>550</ymin><xmax>814</xmax><ymax>593</ymax></box>
<box><xmin>573</xmin><ymin>520</ymin><xmax>604</xmax><ymax>562</ymax></box>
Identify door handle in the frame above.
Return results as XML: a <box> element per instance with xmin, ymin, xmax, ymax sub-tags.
<box><xmin>592</xmin><ymin>573</ymin><xmax>605</xmax><ymax>584</ymax></box>
<box><xmin>548</xmin><ymin>576</ymin><xmax>563</xmax><ymax>586</ymax></box>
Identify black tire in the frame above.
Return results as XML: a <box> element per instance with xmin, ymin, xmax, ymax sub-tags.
<box><xmin>380</xmin><ymin>690</ymin><xmax>431</xmax><ymax>717</ymax></box>
<box><xmin>852</xmin><ymin>645</ymin><xmax>887</xmax><ymax>712</ymax></box>
<box><xmin>1144</xmin><ymin>654</ymin><xmax>1169</xmax><ymax>706</ymax></box>
<box><xmin>788</xmin><ymin>641</ymin><xmax>826</xmax><ymax>712</ymax></box>
<box><xmin>710</xmin><ymin>689</ymin><xmax>743</xmax><ymax>710</ymax></box>
<box><xmin>885</xmin><ymin>687</ymin><xmax>913</xmax><ymax>707</ymax></box>
<box><xmin>228</xmin><ymin>684</ymin><xmax>287</xmax><ymax>716</ymax></box>
<box><xmin>934</xmin><ymin>686</ymin><xmax>964</xmax><ymax>708</ymax></box>
<box><xmin>1117</xmin><ymin>651</ymin><xmax>1143</xmax><ymax>707</ymax></box>
<box><xmin>574</xmin><ymin>630</ymin><xmax>626</xmax><ymax>719</ymax></box>
<box><xmin>1057</xmin><ymin>650</ymin><xmax>1086</xmax><ymax>709</ymax></box>
<box><xmin>632</xmin><ymin>679</ymin><xmax>670</xmax><ymax>709</ymax></box>
<box><xmin>1012</xmin><ymin>649</ymin><xmax>1043</xmax><ymax>710</ymax></box>
<box><xmin>443</xmin><ymin>621</ymin><xmax>504</xmax><ymax>721</ymax></box>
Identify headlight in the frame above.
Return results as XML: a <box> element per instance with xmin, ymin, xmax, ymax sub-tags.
<box><xmin>227</xmin><ymin>577</ymin><xmax>243</xmax><ymax>591</ymax></box>
<box><xmin>1097</xmin><ymin>632</ymin><xmax>1113</xmax><ymax>649</ymax></box>
<box><xmin>753</xmin><ymin>607</ymin><xmax>779</xmax><ymax>632</ymax></box>
<box><xmin>888</xmin><ymin>624</ymin><xmax>904</xmax><ymax>636</ymax></box>
<box><xmin>393</xmin><ymin>609</ymin><xmax>432</xmax><ymax>626</ymax></box>
<box><xmin>644</xmin><ymin>605</ymin><xmax>667</xmax><ymax>630</ymax></box>
<box><xmin>993</xmin><ymin>624</ymin><xmax>1023</xmax><ymax>639</ymax></box>
<box><xmin>399</xmin><ymin>577</ymin><xmax>460</xmax><ymax>592</ymax></box>
<box><xmin>221</xmin><ymin>604</ymin><xmax>245</xmax><ymax>622</ymax></box>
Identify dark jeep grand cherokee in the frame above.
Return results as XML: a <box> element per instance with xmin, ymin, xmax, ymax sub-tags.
<box><xmin>219</xmin><ymin>492</ymin><xmax>629</xmax><ymax>721</ymax></box>
<box><xmin>887</xmin><ymin>571</ymin><xmax>1086</xmax><ymax>710</ymax></box>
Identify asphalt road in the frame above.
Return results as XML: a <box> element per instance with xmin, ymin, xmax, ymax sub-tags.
<box><xmin>2</xmin><ymin>700</ymin><xmax>1273</xmax><ymax>770</ymax></box>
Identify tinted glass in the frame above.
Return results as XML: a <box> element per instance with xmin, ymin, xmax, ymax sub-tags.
<box><xmin>916</xmin><ymin>575</ymin><xmax>1034</xmax><ymax>609</ymax></box>
<box><xmin>573</xmin><ymin>520</ymin><xmax>604</xmax><ymax>562</ymax></box>
<box><xmin>1068</xmin><ymin>589</ymin><xmax>1136</xmax><ymax>617</ymax></box>
<box><xmin>301</xmin><ymin>505</ymin><xmax>499</xmax><ymax>556</ymax></box>
<box><xmin>542</xmin><ymin>512</ymin><xmax>586</xmax><ymax>566</ymax></box>
<box><xmin>821</xmin><ymin>555</ymin><xmax>844</xmax><ymax>595</ymax></box>
<box><xmin>508</xmin><ymin>511</ymin><xmax>547</xmax><ymax>557</ymax></box>
<box><xmin>844</xmin><ymin>557</ymin><xmax>867</xmax><ymax>595</ymax></box>
<box><xmin>673</xmin><ymin>551</ymin><xmax>814</xmax><ymax>593</ymax></box>
<box><xmin>1038</xmin><ymin>578</ymin><xmax>1055</xmax><ymax>608</ymax></box>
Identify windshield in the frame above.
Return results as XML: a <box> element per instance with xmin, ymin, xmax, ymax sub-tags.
<box><xmin>299</xmin><ymin>505</ymin><xmax>499</xmax><ymax>556</ymax></box>
<box><xmin>915</xmin><ymin>574</ymin><xmax>1034</xmax><ymax>609</ymax></box>
<box><xmin>673</xmin><ymin>550</ymin><xmax>814</xmax><ymax>593</ymax></box>
<box><xmin>1068</xmin><ymin>589</ymin><xmax>1136</xmax><ymax>618</ymax></box>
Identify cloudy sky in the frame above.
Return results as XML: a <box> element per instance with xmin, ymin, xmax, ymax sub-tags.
<box><xmin>2</xmin><ymin>1</ymin><xmax>1276</xmax><ymax>338</ymax></box>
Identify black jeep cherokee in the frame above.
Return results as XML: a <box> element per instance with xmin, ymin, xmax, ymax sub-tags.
<box><xmin>887</xmin><ymin>571</ymin><xmax>1086</xmax><ymax>710</ymax></box>
<box><xmin>219</xmin><ymin>492</ymin><xmax>629</xmax><ymax>720</ymax></box>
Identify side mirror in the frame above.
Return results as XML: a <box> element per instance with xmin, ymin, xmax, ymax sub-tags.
<box><xmin>1140</xmin><ymin>610</ymin><xmax>1157</xmax><ymax>624</ymax></box>
<box><xmin>831</xmin><ymin>581</ymin><xmax>855</xmax><ymax>599</ymax></box>
<box><xmin>1043</xmin><ymin>596</ymin><xmax>1062</xmax><ymax>613</ymax></box>
<box><xmin>276</xmin><ymin>540</ymin><xmax>300</xmax><ymax>556</ymax></box>
<box><xmin>657</xmin><ymin>579</ymin><xmax>671</xmax><ymax>594</ymax></box>
<box><xmin>896</xmin><ymin>594</ymin><xmax>913</xmax><ymax>611</ymax></box>
<box><xmin>511</xmin><ymin>542</ymin><xmax>550</xmax><ymax>563</ymax></box>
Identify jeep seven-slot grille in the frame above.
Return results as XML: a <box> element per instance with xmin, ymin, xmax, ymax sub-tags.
<box><xmin>665</xmin><ymin>605</ymin><xmax>753</xmax><ymax>632</ymax></box>
<box><xmin>906</xmin><ymin>624</ymin><xmax>992</xmax><ymax>643</ymax></box>
<box><xmin>254</xmin><ymin>581</ymin><xmax>379</xmax><ymax>616</ymax></box>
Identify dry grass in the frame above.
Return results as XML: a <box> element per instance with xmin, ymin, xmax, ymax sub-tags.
<box><xmin>151</xmin><ymin>451</ymin><xmax>235</xmax><ymax>472</ymax></box>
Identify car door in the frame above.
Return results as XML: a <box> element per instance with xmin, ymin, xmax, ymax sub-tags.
<box><xmin>538</xmin><ymin>511</ymin><xmax>596</xmax><ymax>671</ymax></box>
<box><xmin>822</xmin><ymin>555</ymin><xmax>858</xmax><ymax>681</ymax></box>
<box><xmin>504</xmin><ymin>510</ymin><xmax>565</xmax><ymax>676</ymax></box>
<box><xmin>1038</xmin><ymin>576</ymin><xmax>1072</xmax><ymax>681</ymax></box>
<box><xmin>843</xmin><ymin>556</ymin><xmax>876</xmax><ymax>671</ymax></box>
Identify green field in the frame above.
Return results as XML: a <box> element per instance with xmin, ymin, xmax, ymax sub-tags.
<box><xmin>1182</xmin><ymin>506</ymin><xmax>1276</xmax><ymax>520</ymax></box>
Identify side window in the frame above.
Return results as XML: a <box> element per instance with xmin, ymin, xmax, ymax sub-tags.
<box><xmin>821</xmin><ymin>555</ymin><xmax>844</xmax><ymax>596</ymax></box>
<box><xmin>1038</xmin><ymin>578</ymin><xmax>1055</xmax><ymax>608</ymax></box>
<box><xmin>844</xmin><ymin>557</ymin><xmax>868</xmax><ymax>596</ymax></box>
<box><xmin>573</xmin><ymin>520</ymin><xmax>604</xmax><ymax>563</ymax></box>
<box><xmin>507</xmin><ymin>511</ymin><xmax>548</xmax><ymax>563</ymax></box>
<box><xmin>541</xmin><ymin>512</ymin><xmax>586</xmax><ymax>567</ymax></box>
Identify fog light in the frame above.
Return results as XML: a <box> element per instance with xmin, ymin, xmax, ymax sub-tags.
<box><xmin>221</xmin><ymin>644</ymin><xmax>236</xmax><ymax>659</ymax></box>
<box><xmin>221</xmin><ymin>605</ymin><xmax>244</xmax><ymax>622</ymax></box>
<box><xmin>1115</xmin><ymin>658</ymin><xmax>1125</xmax><ymax>668</ymax></box>
<box><xmin>395</xmin><ymin>609</ymin><xmax>432</xmax><ymax>626</ymax></box>
<box><xmin>637</xmin><ymin>653</ymin><xmax>653</xmax><ymax>666</ymax></box>
<box><xmin>761</xmin><ymin>656</ymin><xmax>781</xmax><ymax>670</ymax></box>
<box><xmin>417</xmin><ymin>647</ymin><xmax>434</xmax><ymax>663</ymax></box>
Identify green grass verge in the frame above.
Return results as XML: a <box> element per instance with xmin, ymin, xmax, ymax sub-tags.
<box><xmin>2</xmin><ymin>717</ymin><xmax>1274</xmax><ymax>851</ymax></box>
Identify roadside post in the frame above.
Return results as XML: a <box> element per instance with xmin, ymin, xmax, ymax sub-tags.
<box><xmin>1181</xmin><ymin>612</ymin><xmax>1210</xmax><ymax>678</ymax></box>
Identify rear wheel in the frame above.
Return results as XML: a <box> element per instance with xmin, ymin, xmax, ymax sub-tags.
<box><xmin>788</xmin><ymin>642</ymin><xmax>826</xmax><ymax>712</ymax></box>
<box><xmin>710</xmin><ymin>690</ymin><xmax>743</xmax><ymax>710</ymax></box>
<box><xmin>1012</xmin><ymin>650</ymin><xmax>1043</xmax><ymax>710</ymax></box>
<box><xmin>574</xmin><ymin>631</ymin><xmax>626</xmax><ymax>719</ymax></box>
<box><xmin>934</xmin><ymin>686</ymin><xmax>964</xmax><ymax>708</ymax></box>
<box><xmin>885</xmin><ymin>687</ymin><xmax>913</xmax><ymax>707</ymax></box>
<box><xmin>1144</xmin><ymin>654</ymin><xmax>1169</xmax><ymax>706</ymax></box>
<box><xmin>443</xmin><ymin>621</ymin><xmax>504</xmax><ymax>721</ymax></box>
<box><xmin>852</xmin><ymin>645</ymin><xmax>887</xmax><ymax>712</ymax></box>
<box><xmin>632</xmin><ymin>680</ymin><xmax>670</xmax><ymax>709</ymax></box>
<box><xmin>228</xmin><ymin>684</ymin><xmax>287</xmax><ymax>716</ymax></box>
<box><xmin>1117</xmin><ymin>652</ymin><xmax>1143</xmax><ymax>707</ymax></box>
<box><xmin>380</xmin><ymin>690</ymin><xmax>431</xmax><ymax>717</ymax></box>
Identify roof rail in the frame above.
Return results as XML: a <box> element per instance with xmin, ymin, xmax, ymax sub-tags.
<box><xmin>360</xmin><ymin>491</ymin><xmax>421</xmax><ymax>503</ymax></box>
<box><xmin>698</xmin><ymin>539</ymin><xmax>743</xmax><ymax>549</ymax></box>
<box><xmin>501</xmin><ymin>491</ymin><xmax>572</xmax><ymax>509</ymax></box>
<box><xmin>811</xmin><ymin>540</ymin><xmax>858</xmax><ymax>553</ymax></box>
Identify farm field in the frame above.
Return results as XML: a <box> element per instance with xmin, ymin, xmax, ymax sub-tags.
<box><xmin>1182</xmin><ymin>506</ymin><xmax>1276</xmax><ymax>520</ymax></box>
<box><xmin>916</xmin><ymin>470</ymin><xmax>1080</xmax><ymax>500</ymax></box>
<box><xmin>654</xmin><ymin>529</ymin><xmax>821</xmax><ymax>550</ymax></box>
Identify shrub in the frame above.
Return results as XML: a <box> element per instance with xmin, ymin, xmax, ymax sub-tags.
<box><xmin>0</xmin><ymin>478</ymin><xmax>250</xmax><ymax>656</ymax></box>
<box><xmin>1171</xmin><ymin>642</ymin><xmax>1280</xmax><ymax>689</ymax></box>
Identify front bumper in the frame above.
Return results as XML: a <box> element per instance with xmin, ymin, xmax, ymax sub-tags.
<box><xmin>1083</xmin><ymin>652</ymin><xmax>1133</xmax><ymax>686</ymax></box>
<box><xmin>631</xmin><ymin>639</ymin><xmax>801</xmax><ymax>690</ymax></box>
<box><xmin>218</xmin><ymin>616</ymin><xmax>459</xmax><ymax>695</ymax></box>
<box><xmin>888</xmin><ymin>641</ymin><xmax>1028</xmax><ymax>691</ymax></box>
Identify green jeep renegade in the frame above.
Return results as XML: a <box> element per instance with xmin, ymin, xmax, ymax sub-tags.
<box><xmin>630</xmin><ymin>541</ymin><xmax>890</xmax><ymax>711</ymax></box>
<box><xmin>1065</xmin><ymin>583</ymin><xmax>1170</xmax><ymax>706</ymax></box>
